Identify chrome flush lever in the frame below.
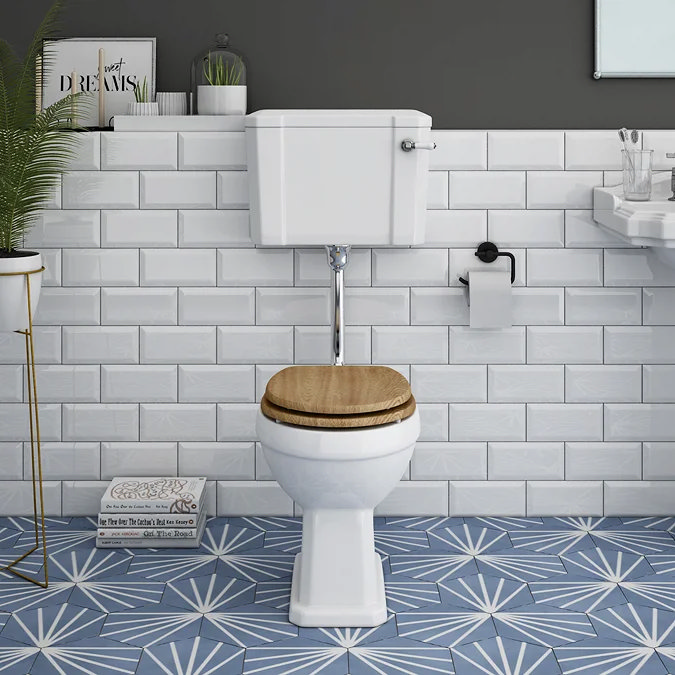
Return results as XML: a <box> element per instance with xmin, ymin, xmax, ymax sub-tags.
<box><xmin>401</xmin><ymin>139</ymin><xmax>437</xmax><ymax>152</ymax></box>
<box><xmin>666</xmin><ymin>153</ymin><xmax>675</xmax><ymax>201</ymax></box>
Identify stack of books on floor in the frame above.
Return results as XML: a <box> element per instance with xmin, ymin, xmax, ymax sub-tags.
<box><xmin>96</xmin><ymin>476</ymin><xmax>207</xmax><ymax>548</ymax></box>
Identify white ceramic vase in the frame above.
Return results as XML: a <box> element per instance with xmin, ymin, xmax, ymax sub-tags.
<box><xmin>197</xmin><ymin>85</ymin><xmax>246</xmax><ymax>115</ymax></box>
<box><xmin>126</xmin><ymin>102</ymin><xmax>159</xmax><ymax>116</ymax></box>
<box><xmin>0</xmin><ymin>252</ymin><xmax>43</xmax><ymax>332</ymax></box>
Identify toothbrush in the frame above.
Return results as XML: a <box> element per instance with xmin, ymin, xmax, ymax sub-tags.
<box><xmin>630</xmin><ymin>129</ymin><xmax>640</xmax><ymax>146</ymax></box>
<box><xmin>619</xmin><ymin>128</ymin><xmax>635</xmax><ymax>177</ymax></box>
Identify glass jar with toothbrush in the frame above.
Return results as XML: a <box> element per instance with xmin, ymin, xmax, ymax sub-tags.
<box><xmin>619</xmin><ymin>128</ymin><xmax>653</xmax><ymax>201</ymax></box>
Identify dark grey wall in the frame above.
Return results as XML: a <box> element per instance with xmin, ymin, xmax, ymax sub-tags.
<box><xmin>6</xmin><ymin>0</ymin><xmax>675</xmax><ymax>128</ymax></box>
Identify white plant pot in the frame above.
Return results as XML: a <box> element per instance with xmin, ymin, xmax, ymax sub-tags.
<box><xmin>126</xmin><ymin>102</ymin><xmax>159</xmax><ymax>116</ymax></box>
<box><xmin>0</xmin><ymin>252</ymin><xmax>43</xmax><ymax>333</ymax></box>
<box><xmin>197</xmin><ymin>85</ymin><xmax>247</xmax><ymax>115</ymax></box>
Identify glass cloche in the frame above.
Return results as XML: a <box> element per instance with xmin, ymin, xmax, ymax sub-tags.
<box><xmin>189</xmin><ymin>33</ymin><xmax>247</xmax><ymax>115</ymax></box>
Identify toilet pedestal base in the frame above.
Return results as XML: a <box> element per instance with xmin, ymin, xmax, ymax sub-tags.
<box><xmin>288</xmin><ymin>508</ymin><xmax>387</xmax><ymax>627</ymax></box>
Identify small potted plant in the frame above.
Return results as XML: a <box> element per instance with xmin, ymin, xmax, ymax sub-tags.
<box><xmin>127</xmin><ymin>76</ymin><xmax>158</xmax><ymax>115</ymax></box>
<box><xmin>0</xmin><ymin>0</ymin><xmax>90</xmax><ymax>332</ymax></box>
<box><xmin>198</xmin><ymin>52</ymin><xmax>246</xmax><ymax>115</ymax></box>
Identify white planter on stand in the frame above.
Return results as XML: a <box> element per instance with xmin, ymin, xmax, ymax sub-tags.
<box><xmin>126</xmin><ymin>102</ymin><xmax>159</xmax><ymax>116</ymax></box>
<box><xmin>0</xmin><ymin>252</ymin><xmax>43</xmax><ymax>332</ymax></box>
<box><xmin>197</xmin><ymin>85</ymin><xmax>246</xmax><ymax>115</ymax></box>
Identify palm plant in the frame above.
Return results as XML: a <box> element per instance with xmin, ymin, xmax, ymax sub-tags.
<box><xmin>134</xmin><ymin>75</ymin><xmax>149</xmax><ymax>103</ymax></box>
<box><xmin>203</xmin><ymin>53</ymin><xmax>244</xmax><ymax>86</ymax></box>
<box><xmin>0</xmin><ymin>0</ymin><xmax>90</xmax><ymax>256</ymax></box>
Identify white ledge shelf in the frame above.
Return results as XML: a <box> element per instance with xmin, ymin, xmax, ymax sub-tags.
<box><xmin>593</xmin><ymin>173</ymin><xmax>675</xmax><ymax>267</ymax></box>
<box><xmin>113</xmin><ymin>115</ymin><xmax>246</xmax><ymax>132</ymax></box>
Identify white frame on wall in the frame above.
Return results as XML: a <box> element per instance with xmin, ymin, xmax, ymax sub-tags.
<box><xmin>41</xmin><ymin>37</ymin><xmax>156</xmax><ymax>127</ymax></box>
<box><xmin>595</xmin><ymin>0</ymin><xmax>675</xmax><ymax>78</ymax></box>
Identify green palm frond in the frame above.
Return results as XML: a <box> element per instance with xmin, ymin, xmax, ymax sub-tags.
<box><xmin>1</xmin><ymin>0</ymin><xmax>64</xmax><ymax>131</ymax></box>
<box><xmin>0</xmin><ymin>0</ymin><xmax>91</xmax><ymax>253</ymax></box>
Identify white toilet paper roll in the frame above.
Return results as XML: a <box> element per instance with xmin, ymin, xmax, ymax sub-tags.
<box><xmin>468</xmin><ymin>269</ymin><xmax>512</xmax><ymax>329</ymax></box>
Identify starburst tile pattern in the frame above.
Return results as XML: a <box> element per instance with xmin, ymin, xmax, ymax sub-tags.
<box><xmin>1</xmin><ymin>515</ymin><xmax>675</xmax><ymax>672</ymax></box>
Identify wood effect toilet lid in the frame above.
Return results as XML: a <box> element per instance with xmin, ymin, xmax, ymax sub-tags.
<box><xmin>263</xmin><ymin>365</ymin><xmax>412</xmax><ymax>415</ymax></box>
<box><xmin>260</xmin><ymin>392</ymin><xmax>417</xmax><ymax>428</ymax></box>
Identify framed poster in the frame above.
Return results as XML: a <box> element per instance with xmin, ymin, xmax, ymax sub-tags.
<box><xmin>41</xmin><ymin>37</ymin><xmax>156</xmax><ymax>127</ymax></box>
<box><xmin>595</xmin><ymin>0</ymin><xmax>675</xmax><ymax>77</ymax></box>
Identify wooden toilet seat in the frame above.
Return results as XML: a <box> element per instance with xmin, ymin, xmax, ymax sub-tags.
<box><xmin>260</xmin><ymin>365</ymin><xmax>416</xmax><ymax>428</ymax></box>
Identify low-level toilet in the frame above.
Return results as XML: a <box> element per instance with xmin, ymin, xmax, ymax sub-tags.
<box><xmin>245</xmin><ymin>109</ymin><xmax>434</xmax><ymax>626</ymax></box>
<box><xmin>257</xmin><ymin>365</ymin><xmax>419</xmax><ymax>626</ymax></box>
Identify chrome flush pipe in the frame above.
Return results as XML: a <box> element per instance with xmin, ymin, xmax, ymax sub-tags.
<box><xmin>325</xmin><ymin>245</ymin><xmax>350</xmax><ymax>366</ymax></box>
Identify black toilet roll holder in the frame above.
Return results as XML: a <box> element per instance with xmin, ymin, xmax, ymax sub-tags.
<box><xmin>458</xmin><ymin>242</ymin><xmax>516</xmax><ymax>286</ymax></box>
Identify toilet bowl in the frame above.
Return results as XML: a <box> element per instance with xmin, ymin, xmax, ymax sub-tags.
<box><xmin>257</xmin><ymin>365</ymin><xmax>420</xmax><ymax>627</ymax></box>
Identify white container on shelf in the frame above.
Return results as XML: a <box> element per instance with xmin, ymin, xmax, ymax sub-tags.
<box><xmin>126</xmin><ymin>102</ymin><xmax>159</xmax><ymax>116</ymax></box>
<box><xmin>197</xmin><ymin>85</ymin><xmax>246</xmax><ymax>115</ymax></box>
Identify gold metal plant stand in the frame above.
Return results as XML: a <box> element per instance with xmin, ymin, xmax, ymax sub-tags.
<box><xmin>0</xmin><ymin>266</ymin><xmax>48</xmax><ymax>587</ymax></box>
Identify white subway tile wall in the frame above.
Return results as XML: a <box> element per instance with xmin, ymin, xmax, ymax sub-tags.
<box><xmin>3</xmin><ymin>127</ymin><xmax>675</xmax><ymax>517</ymax></box>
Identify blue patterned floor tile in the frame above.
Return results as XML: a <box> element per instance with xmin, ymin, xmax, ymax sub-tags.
<box><xmin>101</xmin><ymin>603</ymin><xmax>202</xmax><ymax>647</ymax></box>
<box><xmin>201</xmin><ymin>522</ymin><xmax>266</xmax><ymax>555</ymax></box>
<box><xmin>298</xmin><ymin>615</ymin><xmax>398</xmax><ymax>647</ymax></box>
<box><xmin>0</xmin><ymin>547</ymin><xmax>44</xmax><ymax>582</ymax></box>
<box><xmin>0</xmin><ymin>517</ymin><xmax>70</xmax><ymax>531</ymax></box>
<box><xmin>215</xmin><ymin>550</ymin><xmax>296</xmax><ymax>583</ymax></box>
<box><xmin>384</xmin><ymin>516</ymin><xmax>464</xmax><ymax>531</ymax></box>
<box><xmin>0</xmin><ymin>637</ymin><xmax>38</xmax><ymax>675</ymax></box>
<box><xmin>439</xmin><ymin>574</ymin><xmax>533</xmax><ymax>613</ymax></box>
<box><xmin>465</xmin><ymin>516</ymin><xmax>543</xmax><ymax>531</ymax></box>
<box><xmin>30</xmin><ymin>636</ymin><xmax>142</xmax><ymax>674</ymax></box>
<box><xmin>510</xmin><ymin>529</ymin><xmax>598</xmax><ymax>556</ymax></box>
<box><xmin>590</xmin><ymin>603</ymin><xmax>675</xmax><ymax>647</ymax></box>
<box><xmin>600</xmin><ymin>603</ymin><xmax>675</xmax><ymax>649</ymax></box>
<box><xmin>647</xmin><ymin>554</ymin><xmax>675</xmax><ymax>576</ymax></box>
<box><xmin>492</xmin><ymin>603</ymin><xmax>596</xmax><ymax>647</ymax></box>
<box><xmin>263</xmin><ymin>529</ymin><xmax>302</xmax><ymax>553</ymax></box>
<box><xmin>16</xmin><ymin>527</ymin><xmax>97</xmax><ymax>555</ymax></box>
<box><xmin>529</xmin><ymin>574</ymin><xmax>628</xmax><ymax>613</ymax></box>
<box><xmin>67</xmin><ymin>573</ymin><xmax>165</xmax><ymax>613</ymax></box>
<box><xmin>2</xmin><ymin>603</ymin><xmax>106</xmax><ymax>647</ymax></box>
<box><xmin>620</xmin><ymin>574</ymin><xmax>675</xmax><ymax>612</ymax></box>
<box><xmin>383</xmin><ymin>575</ymin><xmax>441</xmax><ymax>612</ymax></box>
<box><xmin>0</xmin><ymin>578</ymin><xmax>73</xmax><ymax>612</ymax></box>
<box><xmin>244</xmin><ymin>637</ymin><xmax>348</xmax><ymax>675</ymax></box>
<box><xmin>255</xmin><ymin>580</ymin><xmax>291</xmax><ymax>609</ymax></box>
<box><xmin>562</xmin><ymin>547</ymin><xmax>654</xmax><ymax>581</ymax></box>
<box><xmin>589</xmin><ymin>528</ymin><xmax>675</xmax><ymax>556</ymax></box>
<box><xmin>539</xmin><ymin>517</ymin><xmax>624</xmax><ymax>531</ymax></box>
<box><xmin>200</xmin><ymin>602</ymin><xmax>298</xmax><ymax>647</ymax></box>
<box><xmin>509</xmin><ymin>518</ymin><xmax>629</xmax><ymax>558</ymax></box>
<box><xmin>621</xmin><ymin>517</ymin><xmax>675</xmax><ymax>531</ymax></box>
<box><xmin>427</xmin><ymin>523</ymin><xmax>512</xmax><ymax>554</ymax></box>
<box><xmin>349</xmin><ymin>637</ymin><xmax>454</xmax><ymax>674</ymax></box>
<box><xmin>228</xmin><ymin>516</ymin><xmax>303</xmax><ymax>531</ymax></box>
<box><xmin>452</xmin><ymin>635</ymin><xmax>560</xmax><ymax>674</ymax></box>
<box><xmin>67</xmin><ymin>516</ymin><xmax>97</xmax><ymax>530</ymax></box>
<box><xmin>164</xmin><ymin>571</ymin><xmax>255</xmax><ymax>612</ymax></box>
<box><xmin>1</xmin><ymin>515</ymin><xmax>675</xmax><ymax>673</ymax></box>
<box><xmin>373</xmin><ymin>529</ymin><xmax>431</xmax><ymax>555</ymax></box>
<box><xmin>138</xmin><ymin>635</ymin><xmax>244</xmax><ymax>674</ymax></box>
<box><xmin>555</xmin><ymin>638</ymin><xmax>667</xmax><ymax>674</ymax></box>
<box><xmin>395</xmin><ymin>607</ymin><xmax>495</xmax><ymax>647</ymax></box>
<box><xmin>656</xmin><ymin>644</ymin><xmax>675</xmax><ymax>670</ymax></box>
<box><xmin>476</xmin><ymin>550</ymin><xmax>567</xmax><ymax>583</ymax></box>
<box><xmin>389</xmin><ymin>552</ymin><xmax>478</xmax><ymax>583</ymax></box>
<box><xmin>49</xmin><ymin>546</ymin><xmax>132</xmax><ymax>581</ymax></box>
<box><xmin>128</xmin><ymin>551</ymin><xmax>218</xmax><ymax>583</ymax></box>
<box><xmin>0</xmin><ymin>528</ymin><xmax>20</xmax><ymax>548</ymax></box>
